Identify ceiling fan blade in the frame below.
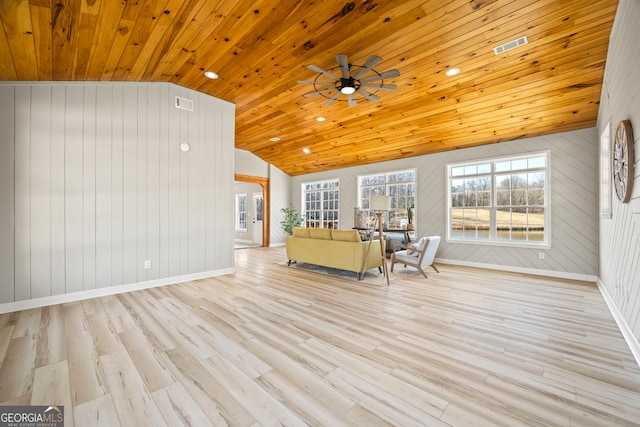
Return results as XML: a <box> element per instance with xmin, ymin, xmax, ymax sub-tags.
<box><xmin>308</xmin><ymin>64</ymin><xmax>339</xmax><ymax>81</ymax></box>
<box><xmin>304</xmin><ymin>88</ymin><xmax>337</xmax><ymax>97</ymax></box>
<box><xmin>297</xmin><ymin>80</ymin><xmax>336</xmax><ymax>85</ymax></box>
<box><xmin>324</xmin><ymin>91</ymin><xmax>342</xmax><ymax>106</ymax></box>
<box><xmin>359</xmin><ymin>69</ymin><xmax>400</xmax><ymax>83</ymax></box>
<box><xmin>355</xmin><ymin>89</ymin><xmax>380</xmax><ymax>103</ymax></box>
<box><xmin>352</xmin><ymin>55</ymin><xmax>383</xmax><ymax>79</ymax></box>
<box><xmin>347</xmin><ymin>93</ymin><xmax>357</xmax><ymax>107</ymax></box>
<box><xmin>360</xmin><ymin>83</ymin><xmax>397</xmax><ymax>91</ymax></box>
<box><xmin>336</xmin><ymin>54</ymin><xmax>350</xmax><ymax>79</ymax></box>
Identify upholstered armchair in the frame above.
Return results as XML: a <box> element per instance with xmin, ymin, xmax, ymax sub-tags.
<box><xmin>390</xmin><ymin>236</ymin><xmax>441</xmax><ymax>278</ymax></box>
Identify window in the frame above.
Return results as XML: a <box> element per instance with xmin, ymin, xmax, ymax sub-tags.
<box><xmin>358</xmin><ymin>170</ymin><xmax>416</xmax><ymax>228</ymax></box>
<box><xmin>236</xmin><ymin>194</ymin><xmax>247</xmax><ymax>231</ymax></box>
<box><xmin>447</xmin><ymin>152</ymin><xmax>549</xmax><ymax>246</ymax></box>
<box><xmin>302</xmin><ymin>179</ymin><xmax>339</xmax><ymax>229</ymax></box>
<box><xmin>600</xmin><ymin>122</ymin><xmax>612</xmax><ymax>218</ymax></box>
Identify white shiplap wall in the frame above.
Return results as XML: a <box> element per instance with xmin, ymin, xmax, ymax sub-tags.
<box><xmin>0</xmin><ymin>82</ymin><xmax>236</xmax><ymax>305</ymax></box>
<box><xmin>289</xmin><ymin>128</ymin><xmax>599</xmax><ymax>277</ymax></box>
<box><xmin>597</xmin><ymin>0</ymin><xmax>640</xmax><ymax>344</ymax></box>
<box><xmin>234</xmin><ymin>148</ymin><xmax>269</xmax><ymax>177</ymax></box>
<box><xmin>269</xmin><ymin>164</ymin><xmax>292</xmax><ymax>246</ymax></box>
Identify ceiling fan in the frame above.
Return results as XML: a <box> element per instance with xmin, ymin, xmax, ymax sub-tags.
<box><xmin>298</xmin><ymin>54</ymin><xmax>400</xmax><ymax>107</ymax></box>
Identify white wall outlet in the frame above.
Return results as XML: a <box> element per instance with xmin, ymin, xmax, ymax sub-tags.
<box><xmin>538</xmin><ymin>252</ymin><xmax>545</xmax><ymax>260</ymax></box>
<box><xmin>144</xmin><ymin>260</ymin><xmax>151</xmax><ymax>269</ymax></box>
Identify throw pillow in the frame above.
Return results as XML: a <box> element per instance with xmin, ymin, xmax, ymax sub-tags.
<box><xmin>405</xmin><ymin>242</ymin><xmax>420</xmax><ymax>256</ymax></box>
<box><xmin>406</xmin><ymin>237</ymin><xmax>426</xmax><ymax>256</ymax></box>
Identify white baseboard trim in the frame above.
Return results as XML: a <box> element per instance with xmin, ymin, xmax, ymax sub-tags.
<box><xmin>269</xmin><ymin>242</ymin><xmax>286</xmax><ymax>247</ymax></box>
<box><xmin>434</xmin><ymin>258</ymin><xmax>598</xmax><ymax>283</ymax></box>
<box><xmin>0</xmin><ymin>267</ymin><xmax>236</xmax><ymax>314</ymax></box>
<box><xmin>596</xmin><ymin>278</ymin><xmax>640</xmax><ymax>368</ymax></box>
<box><xmin>234</xmin><ymin>239</ymin><xmax>254</xmax><ymax>245</ymax></box>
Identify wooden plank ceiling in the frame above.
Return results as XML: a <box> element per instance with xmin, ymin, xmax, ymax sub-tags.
<box><xmin>0</xmin><ymin>0</ymin><xmax>618</xmax><ymax>176</ymax></box>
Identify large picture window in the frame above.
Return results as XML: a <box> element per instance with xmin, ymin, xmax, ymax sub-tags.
<box><xmin>302</xmin><ymin>179</ymin><xmax>339</xmax><ymax>229</ymax></box>
<box><xmin>447</xmin><ymin>152</ymin><xmax>549</xmax><ymax>246</ymax></box>
<box><xmin>358</xmin><ymin>170</ymin><xmax>416</xmax><ymax>229</ymax></box>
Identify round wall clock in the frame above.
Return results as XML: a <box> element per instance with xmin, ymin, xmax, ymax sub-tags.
<box><xmin>613</xmin><ymin>119</ymin><xmax>634</xmax><ymax>203</ymax></box>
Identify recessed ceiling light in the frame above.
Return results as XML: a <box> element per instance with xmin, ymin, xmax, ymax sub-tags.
<box><xmin>317</xmin><ymin>117</ymin><xmax>326</xmax><ymax>122</ymax></box>
<box><xmin>303</xmin><ymin>148</ymin><xmax>310</xmax><ymax>154</ymax></box>
<box><xmin>204</xmin><ymin>71</ymin><xmax>218</xmax><ymax>79</ymax></box>
<box><xmin>445</xmin><ymin>68</ymin><xmax>460</xmax><ymax>77</ymax></box>
<box><xmin>270</xmin><ymin>137</ymin><xmax>281</xmax><ymax>142</ymax></box>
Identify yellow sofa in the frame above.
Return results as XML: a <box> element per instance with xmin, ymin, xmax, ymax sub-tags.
<box><xmin>285</xmin><ymin>227</ymin><xmax>383</xmax><ymax>279</ymax></box>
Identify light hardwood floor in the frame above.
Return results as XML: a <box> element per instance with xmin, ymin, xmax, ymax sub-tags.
<box><xmin>1</xmin><ymin>246</ymin><xmax>639</xmax><ymax>426</ymax></box>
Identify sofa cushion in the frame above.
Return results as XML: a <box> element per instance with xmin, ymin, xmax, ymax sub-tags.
<box><xmin>292</xmin><ymin>227</ymin><xmax>310</xmax><ymax>238</ymax></box>
<box><xmin>331</xmin><ymin>229</ymin><xmax>362</xmax><ymax>242</ymax></box>
<box><xmin>309</xmin><ymin>228</ymin><xmax>333</xmax><ymax>240</ymax></box>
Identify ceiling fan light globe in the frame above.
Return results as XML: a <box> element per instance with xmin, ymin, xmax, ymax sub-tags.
<box><xmin>340</xmin><ymin>86</ymin><xmax>356</xmax><ymax>95</ymax></box>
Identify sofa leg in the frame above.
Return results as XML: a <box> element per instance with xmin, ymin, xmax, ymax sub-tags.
<box><xmin>288</xmin><ymin>260</ymin><xmax>292</xmax><ymax>266</ymax></box>
<box><xmin>357</xmin><ymin>272</ymin><xmax>363</xmax><ymax>280</ymax></box>
<box><xmin>378</xmin><ymin>266</ymin><xmax>382</xmax><ymax>273</ymax></box>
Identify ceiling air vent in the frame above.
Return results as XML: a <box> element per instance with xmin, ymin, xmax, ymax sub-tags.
<box><xmin>493</xmin><ymin>35</ymin><xmax>528</xmax><ymax>55</ymax></box>
<box><xmin>175</xmin><ymin>96</ymin><xmax>194</xmax><ymax>112</ymax></box>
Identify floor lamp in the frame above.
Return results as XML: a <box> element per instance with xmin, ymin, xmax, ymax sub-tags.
<box><xmin>370</xmin><ymin>195</ymin><xmax>391</xmax><ymax>286</ymax></box>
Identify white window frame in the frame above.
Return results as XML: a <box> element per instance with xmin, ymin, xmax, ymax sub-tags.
<box><xmin>600</xmin><ymin>121</ymin><xmax>612</xmax><ymax>218</ymax></box>
<box><xmin>236</xmin><ymin>194</ymin><xmax>247</xmax><ymax>231</ymax></box>
<box><xmin>446</xmin><ymin>151</ymin><xmax>550</xmax><ymax>248</ymax></box>
<box><xmin>357</xmin><ymin>169</ymin><xmax>416</xmax><ymax>230</ymax></box>
<box><xmin>301</xmin><ymin>178</ymin><xmax>340</xmax><ymax>229</ymax></box>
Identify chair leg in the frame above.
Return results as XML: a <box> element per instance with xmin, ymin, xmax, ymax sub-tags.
<box><xmin>431</xmin><ymin>263</ymin><xmax>440</xmax><ymax>273</ymax></box>
<box><xmin>417</xmin><ymin>267</ymin><xmax>428</xmax><ymax>278</ymax></box>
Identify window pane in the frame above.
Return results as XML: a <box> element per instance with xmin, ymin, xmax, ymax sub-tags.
<box><xmin>477</xmin><ymin>163</ymin><xmax>491</xmax><ymax>174</ymax></box>
<box><xmin>510</xmin><ymin>207</ymin><xmax>527</xmax><ymax>240</ymax></box>
<box><xmin>511</xmin><ymin>159</ymin><xmax>527</xmax><ymax>171</ymax></box>
<box><xmin>528</xmin><ymin>189</ymin><xmax>544</xmax><ymax>206</ymax></box>
<box><xmin>478</xmin><ymin>191</ymin><xmax>490</xmax><ymax>207</ymax></box>
<box><xmin>477</xmin><ymin>208</ymin><xmax>490</xmax><ymax>238</ymax></box>
<box><xmin>496</xmin><ymin>190</ymin><xmax>510</xmax><ymax>206</ymax></box>
<box><xmin>528</xmin><ymin>156</ymin><xmax>545</xmax><ymax>169</ymax></box>
<box><xmin>464</xmin><ymin>165</ymin><xmax>477</xmax><ymax>175</ymax></box>
<box><xmin>496</xmin><ymin>161</ymin><xmax>510</xmax><ymax>172</ymax></box>
<box><xmin>527</xmin><ymin>208</ymin><xmax>545</xmax><ymax>241</ymax></box>
<box><xmin>496</xmin><ymin>175</ymin><xmax>511</xmax><ymax>191</ymax></box>
<box><xmin>496</xmin><ymin>208</ymin><xmax>512</xmax><ymax>240</ymax></box>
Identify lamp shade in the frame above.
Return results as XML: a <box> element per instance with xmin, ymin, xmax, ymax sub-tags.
<box><xmin>370</xmin><ymin>195</ymin><xmax>391</xmax><ymax>211</ymax></box>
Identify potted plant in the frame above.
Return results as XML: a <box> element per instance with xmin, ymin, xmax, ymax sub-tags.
<box><xmin>407</xmin><ymin>206</ymin><xmax>414</xmax><ymax>230</ymax></box>
<box><xmin>280</xmin><ymin>205</ymin><xmax>303</xmax><ymax>235</ymax></box>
